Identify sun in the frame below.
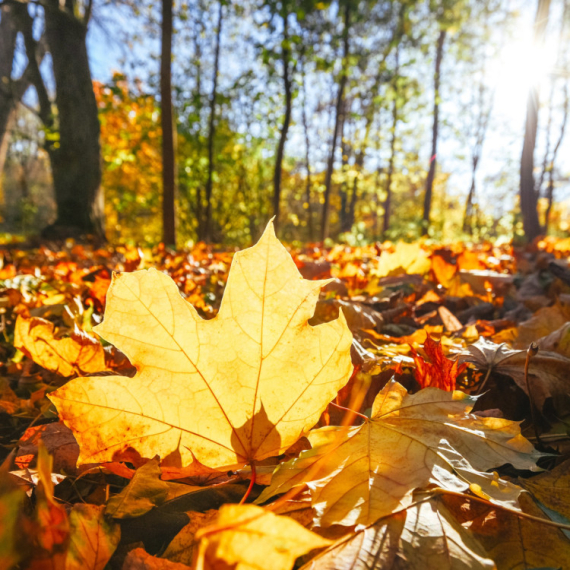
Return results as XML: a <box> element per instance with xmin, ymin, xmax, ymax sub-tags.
<box><xmin>487</xmin><ymin>27</ymin><xmax>559</xmax><ymax>123</ymax></box>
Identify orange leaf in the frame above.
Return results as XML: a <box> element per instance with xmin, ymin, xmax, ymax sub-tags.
<box><xmin>411</xmin><ymin>336</ymin><xmax>468</xmax><ymax>391</ymax></box>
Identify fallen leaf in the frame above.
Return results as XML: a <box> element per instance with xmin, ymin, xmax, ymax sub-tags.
<box><xmin>0</xmin><ymin>457</ymin><xmax>26</xmax><ymax>570</ymax></box>
<box><xmin>258</xmin><ymin>381</ymin><xmax>541</xmax><ymax>527</ymax></box>
<box><xmin>303</xmin><ymin>496</ymin><xmax>495</xmax><ymax>569</ymax></box>
<box><xmin>49</xmin><ymin>222</ymin><xmax>353</xmax><ymax>470</ymax></box>
<box><xmin>123</xmin><ymin>548</ymin><xmax>192</xmax><ymax>570</ymax></box>
<box><xmin>459</xmin><ymin>337</ymin><xmax>570</xmax><ymax>414</ymax></box>
<box><xmin>459</xmin><ymin>271</ymin><xmax>513</xmax><ymax>296</ymax></box>
<box><xmin>521</xmin><ymin>458</ymin><xmax>570</xmax><ymax>522</ymax></box>
<box><xmin>66</xmin><ymin>504</ymin><xmax>120</xmax><ymax>570</ymax></box>
<box><xmin>431</xmin><ymin>254</ymin><xmax>457</xmax><ymax>288</ymax></box>
<box><xmin>194</xmin><ymin>504</ymin><xmax>331</xmax><ymax>570</ymax></box>
<box><xmin>411</xmin><ymin>335</ymin><xmax>468</xmax><ymax>390</ymax></box>
<box><xmin>537</xmin><ymin>321</ymin><xmax>570</xmax><ymax>359</ymax></box>
<box><xmin>444</xmin><ymin>492</ymin><xmax>570</xmax><ymax>570</ymax></box>
<box><xmin>300</xmin><ymin>509</ymin><xmax>405</xmax><ymax>569</ymax></box>
<box><xmin>106</xmin><ymin>458</ymin><xmax>170</xmax><ymax>519</ymax></box>
<box><xmin>438</xmin><ymin>305</ymin><xmax>463</xmax><ymax>332</ymax></box>
<box><xmin>162</xmin><ymin>510</ymin><xmax>218</xmax><ymax>566</ymax></box>
<box><xmin>16</xmin><ymin>423</ymin><xmax>80</xmax><ymax>474</ymax></box>
<box><xmin>15</xmin><ymin>315</ymin><xmax>107</xmax><ymax>377</ymax></box>
<box><xmin>31</xmin><ymin>441</ymin><xmax>70</xmax><ymax>569</ymax></box>
<box><xmin>371</xmin><ymin>242</ymin><xmax>431</xmax><ymax>280</ymax></box>
<box><xmin>512</xmin><ymin>301</ymin><xmax>570</xmax><ymax>350</ymax></box>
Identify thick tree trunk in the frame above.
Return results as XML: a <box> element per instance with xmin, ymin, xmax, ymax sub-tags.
<box><xmin>422</xmin><ymin>29</ymin><xmax>446</xmax><ymax>236</ymax></box>
<box><xmin>272</xmin><ymin>13</ymin><xmax>292</xmax><ymax>234</ymax></box>
<box><xmin>161</xmin><ymin>0</ymin><xmax>176</xmax><ymax>245</ymax></box>
<box><xmin>41</xmin><ymin>0</ymin><xmax>104</xmax><ymax>238</ymax></box>
<box><xmin>0</xmin><ymin>4</ymin><xmax>19</xmax><ymax>176</ymax></box>
<box><xmin>321</xmin><ymin>1</ymin><xmax>350</xmax><ymax>241</ymax></box>
<box><xmin>519</xmin><ymin>0</ymin><xmax>551</xmax><ymax>242</ymax></box>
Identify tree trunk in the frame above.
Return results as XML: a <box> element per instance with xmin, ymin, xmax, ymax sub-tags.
<box><xmin>519</xmin><ymin>0</ymin><xmax>551</xmax><ymax>242</ymax></box>
<box><xmin>0</xmin><ymin>4</ymin><xmax>19</xmax><ymax>176</ymax></box>
<box><xmin>301</xmin><ymin>62</ymin><xmax>314</xmax><ymax>241</ymax></box>
<box><xmin>422</xmin><ymin>29</ymin><xmax>446</xmax><ymax>236</ymax></box>
<box><xmin>463</xmin><ymin>158</ymin><xmax>478</xmax><ymax>235</ymax></box>
<box><xmin>544</xmin><ymin>83</ymin><xmax>568</xmax><ymax>233</ymax></box>
<box><xmin>203</xmin><ymin>2</ymin><xmax>223</xmax><ymax>243</ymax></box>
<box><xmin>161</xmin><ymin>0</ymin><xmax>176</xmax><ymax>245</ymax></box>
<box><xmin>383</xmin><ymin>45</ymin><xmax>401</xmax><ymax>237</ymax></box>
<box><xmin>40</xmin><ymin>0</ymin><xmax>104</xmax><ymax>238</ymax></box>
<box><xmin>193</xmin><ymin>4</ymin><xmax>204</xmax><ymax>239</ymax></box>
<box><xmin>383</xmin><ymin>102</ymin><xmax>398</xmax><ymax>237</ymax></box>
<box><xmin>339</xmin><ymin>100</ymin><xmax>350</xmax><ymax>233</ymax></box>
<box><xmin>272</xmin><ymin>13</ymin><xmax>293</xmax><ymax>234</ymax></box>
<box><xmin>321</xmin><ymin>1</ymin><xmax>350</xmax><ymax>241</ymax></box>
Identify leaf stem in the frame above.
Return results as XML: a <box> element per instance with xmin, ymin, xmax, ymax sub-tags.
<box><xmin>437</xmin><ymin>488</ymin><xmax>570</xmax><ymax>531</ymax></box>
<box><xmin>328</xmin><ymin>401</ymin><xmax>369</xmax><ymax>423</ymax></box>
<box><xmin>267</xmin><ymin>382</ymin><xmax>370</xmax><ymax>511</ymax></box>
<box><xmin>239</xmin><ymin>461</ymin><xmax>256</xmax><ymax>505</ymax></box>
<box><xmin>524</xmin><ymin>342</ymin><xmax>542</xmax><ymax>447</ymax></box>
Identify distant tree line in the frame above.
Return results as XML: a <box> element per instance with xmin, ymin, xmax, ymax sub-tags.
<box><xmin>0</xmin><ymin>0</ymin><xmax>568</xmax><ymax>245</ymax></box>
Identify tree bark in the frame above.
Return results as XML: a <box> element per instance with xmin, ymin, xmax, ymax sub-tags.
<box><xmin>383</xmin><ymin>44</ymin><xmax>400</xmax><ymax>237</ymax></box>
<box><xmin>422</xmin><ymin>29</ymin><xmax>446</xmax><ymax>236</ymax></box>
<box><xmin>544</xmin><ymin>83</ymin><xmax>568</xmax><ymax>233</ymax></box>
<box><xmin>161</xmin><ymin>0</ymin><xmax>176</xmax><ymax>245</ymax></box>
<box><xmin>272</xmin><ymin>12</ymin><xmax>292</xmax><ymax>234</ymax></box>
<box><xmin>40</xmin><ymin>0</ymin><xmax>104</xmax><ymax>238</ymax></box>
<box><xmin>301</xmin><ymin>61</ymin><xmax>314</xmax><ymax>241</ymax></box>
<box><xmin>321</xmin><ymin>1</ymin><xmax>350</xmax><ymax>241</ymax></box>
<box><xmin>519</xmin><ymin>0</ymin><xmax>551</xmax><ymax>242</ymax></box>
<box><xmin>0</xmin><ymin>4</ymin><xmax>19</xmax><ymax>176</ymax></box>
<box><xmin>202</xmin><ymin>2</ymin><xmax>223</xmax><ymax>243</ymax></box>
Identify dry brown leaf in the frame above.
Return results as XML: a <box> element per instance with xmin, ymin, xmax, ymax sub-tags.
<box><xmin>49</xmin><ymin>222</ymin><xmax>353</xmax><ymax>470</ymax></box>
<box><xmin>15</xmin><ymin>315</ymin><xmax>107</xmax><ymax>377</ymax></box>
<box><xmin>520</xmin><ymin>458</ymin><xmax>570</xmax><ymax>521</ymax></box>
<box><xmin>460</xmin><ymin>337</ymin><xmax>570</xmax><ymax>414</ymax></box>
<box><xmin>162</xmin><ymin>510</ymin><xmax>219</xmax><ymax>566</ymax></box>
<box><xmin>513</xmin><ymin>301</ymin><xmax>570</xmax><ymax>349</ymax></box>
<box><xmin>444</xmin><ymin>492</ymin><xmax>570</xmax><ymax>570</ymax></box>
<box><xmin>194</xmin><ymin>504</ymin><xmax>331</xmax><ymax>570</ymax></box>
<box><xmin>303</xmin><ymin>496</ymin><xmax>495</xmax><ymax>570</ymax></box>
<box><xmin>123</xmin><ymin>548</ymin><xmax>191</xmax><ymax>570</ymax></box>
<box><xmin>16</xmin><ymin>423</ymin><xmax>80</xmax><ymax>474</ymax></box>
<box><xmin>257</xmin><ymin>381</ymin><xmax>541</xmax><ymax>527</ymax></box>
<box><xmin>537</xmin><ymin>321</ymin><xmax>570</xmax><ymax>358</ymax></box>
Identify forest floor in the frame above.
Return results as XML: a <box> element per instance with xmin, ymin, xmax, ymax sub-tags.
<box><xmin>1</xmin><ymin>233</ymin><xmax>570</xmax><ymax>569</ymax></box>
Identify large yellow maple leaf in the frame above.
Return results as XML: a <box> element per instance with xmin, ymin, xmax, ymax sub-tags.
<box><xmin>257</xmin><ymin>381</ymin><xmax>542</xmax><ymax>527</ymax></box>
<box><xmin>48</xmin><ymin>222</ymin><xmax>353</xmax><ymax>470</ymax></box>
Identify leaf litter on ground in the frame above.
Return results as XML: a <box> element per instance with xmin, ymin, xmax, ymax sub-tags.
<box><xmin>0</xmin><ymin>226</ymin><xmax>570</xmax><ymax>569</ymax></box>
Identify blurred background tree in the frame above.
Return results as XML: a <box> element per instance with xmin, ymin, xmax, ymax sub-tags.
<box><xmin>0</xmin><ymin>0</ymin><xmax>569</xmax><ymax>245</ymax></box>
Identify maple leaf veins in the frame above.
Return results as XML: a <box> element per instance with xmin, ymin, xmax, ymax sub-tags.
<box><xmin>48</xmin><ymin>222</ymin><xmax>353</xmax><ymax>470</ymax></box>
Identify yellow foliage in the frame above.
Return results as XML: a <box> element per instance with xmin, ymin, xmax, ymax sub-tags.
<box><xmin>49</xmin><ymin>222</ymin><xmax>353</xmax><ymax>469</ymax></box>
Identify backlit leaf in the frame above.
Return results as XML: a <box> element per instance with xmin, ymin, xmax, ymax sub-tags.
<box><xmin>49</xmin><ymin>222</ymin><xmax>353</xmax><ymax>470</ymax></box>
<box><xmin>194</xmin><ymin>504</ymin><xmax>331</xmax><ymax>570</ymax></box>
<box><xmin>258</xmin><ymin>381</ymin><xmax>541</xmax><ymax>527</ymax></box>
